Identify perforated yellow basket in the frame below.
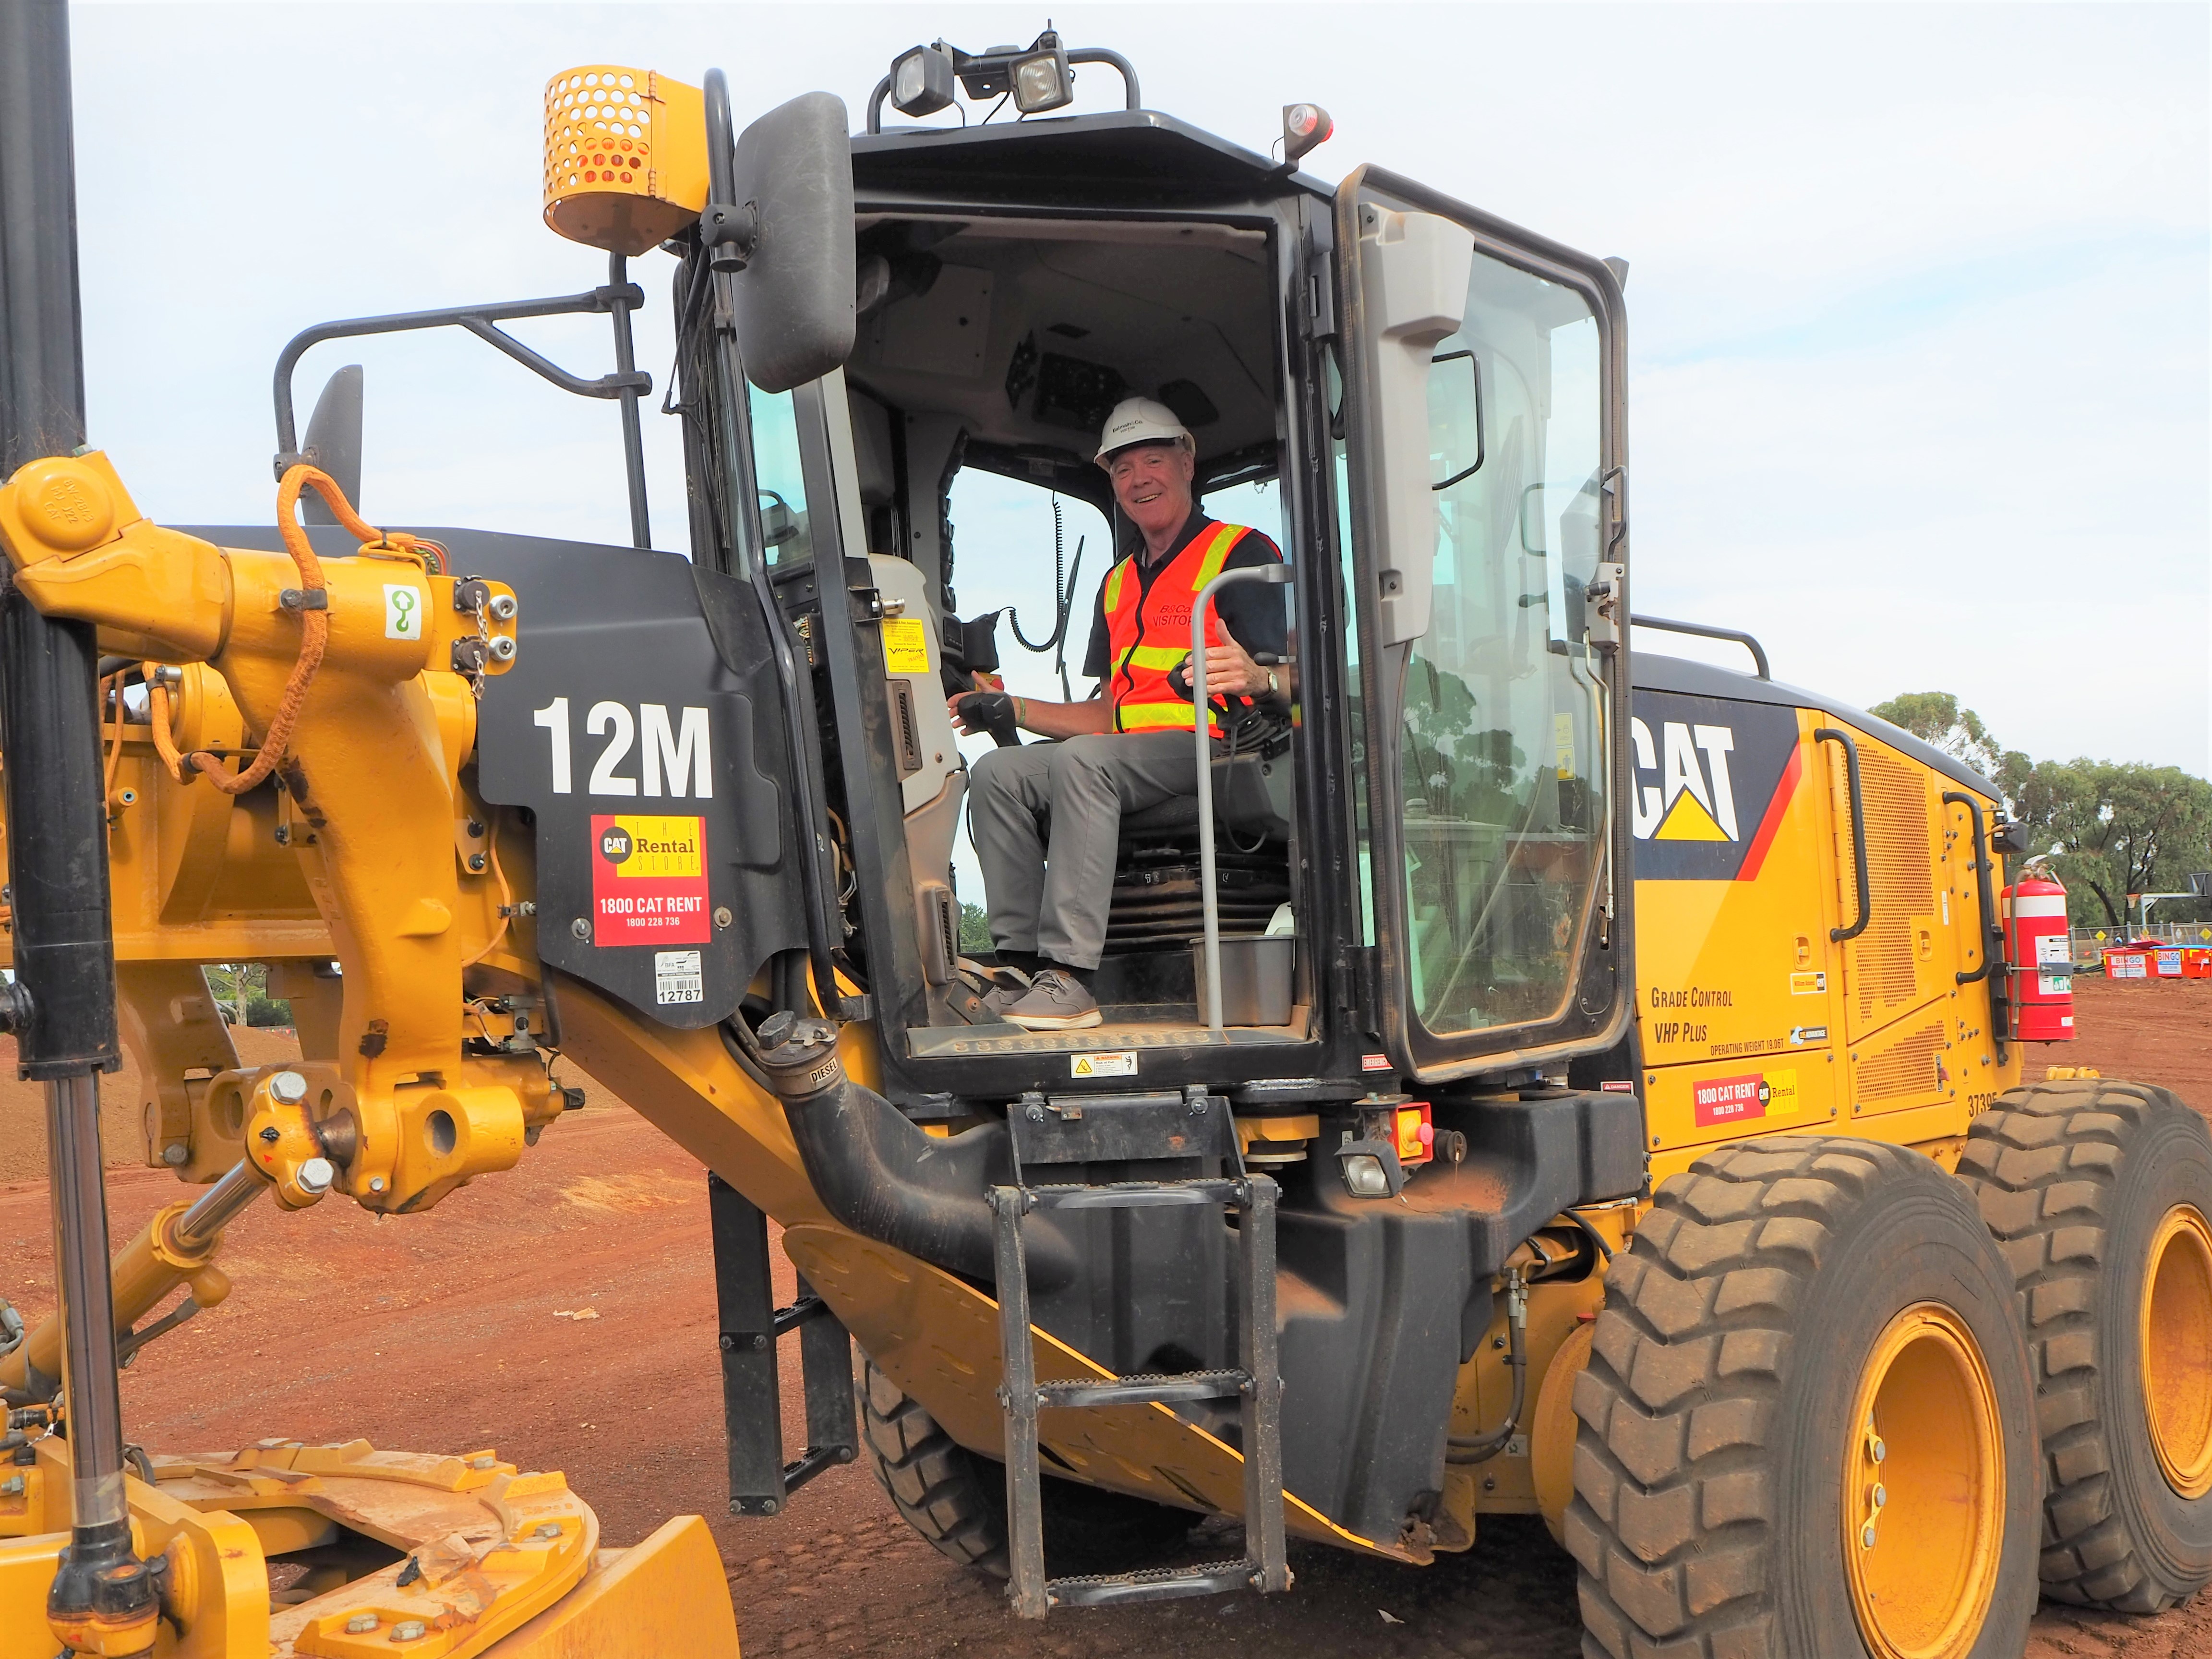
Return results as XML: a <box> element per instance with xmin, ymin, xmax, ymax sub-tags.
<box><xmin>542</xmin><ymin>66</ymin><xmax>707</xmax><ymax>257</ymax></box>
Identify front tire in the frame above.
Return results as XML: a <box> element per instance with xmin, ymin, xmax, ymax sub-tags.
<box><xmin>1567</xmin><ymin>1136</ymin><xmax>2039</xmax><ymax>1659</ymax></box>
<box><xmin>858</xmin><ymin>1358</ymin><xmax>1194</xmax><ymax>1579</ymax></box>
<box><xmin>1958</xmin><ymin>1078</ymin><xmax>2212</xmax><ymax>1612</ymax></box>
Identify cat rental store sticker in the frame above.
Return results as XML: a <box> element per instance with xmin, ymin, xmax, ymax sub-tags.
<box><xmin>591</xmin><ymin>814</ymin><xmax>710</xmax><ymax>945</ymax></box>
<box><xmin>1693</xmin><ymin>1068</ymin><xmax>1800</xmax><ymax>1128</ymax></box>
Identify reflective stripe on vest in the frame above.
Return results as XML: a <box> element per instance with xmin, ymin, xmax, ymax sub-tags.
<box><xmin>1103</xmin><ymin>521</ymin><xmax>1257</xmax><ymax>736</ymax></box>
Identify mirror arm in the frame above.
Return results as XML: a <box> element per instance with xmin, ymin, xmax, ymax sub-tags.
<box><xmin>270</xmin><ymin>284</ymin><xmax>651</xmax><ymax>479</ymax></box>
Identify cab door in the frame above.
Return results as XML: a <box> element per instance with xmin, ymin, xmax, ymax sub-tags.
<box><xmin>1333</xmin><ymin>168</ymin><xmax>1633</xmax><ymax>1080</ymax></box>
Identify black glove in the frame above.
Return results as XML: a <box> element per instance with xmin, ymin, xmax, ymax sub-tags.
<box><xmin>955</xmin><ymin>691</ymin><xmax>1022</xmax><ymax>748</ymax></box>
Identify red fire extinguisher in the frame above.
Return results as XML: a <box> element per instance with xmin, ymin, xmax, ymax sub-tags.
<box><xmin>2003</xmin><ymin>866</ymin><xmax>2075</xmax><ymax>1042</ymax></box>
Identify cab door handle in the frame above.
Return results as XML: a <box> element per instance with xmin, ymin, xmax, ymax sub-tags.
<box><xmin>1816</xmin><ymin>728</ymin><xmax>1871</xmax><ymax>943</ymax></box>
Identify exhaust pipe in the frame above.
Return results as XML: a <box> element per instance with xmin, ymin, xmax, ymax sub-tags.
<box><xmin>751</xmin><ymin>1017</ymin><xmax>1072</xmax><ymax>1289</ymax></box>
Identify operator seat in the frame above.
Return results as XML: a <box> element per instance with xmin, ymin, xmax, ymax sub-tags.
<box><xmin>1095</xmin><ymin>740</ymin><xmax>1293</xmax><ymax>1012</ymax></box>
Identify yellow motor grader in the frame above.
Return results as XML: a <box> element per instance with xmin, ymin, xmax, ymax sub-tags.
<box><xmin>2</xmin><ymin>10</ymin><xmax>2208</xmax><ymax>1656</ymax></box>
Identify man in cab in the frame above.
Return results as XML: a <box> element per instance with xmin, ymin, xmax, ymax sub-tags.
<box><xmin>949</xmin><ymin>397</ymin><xmax>1289</xmax><ymax>1030</ymax></box>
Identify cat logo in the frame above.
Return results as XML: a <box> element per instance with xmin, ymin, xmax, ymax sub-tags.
<box><xmin>1630</xmin><ymin>691</ymin><xmax>1803</xmax><ymax>883</ymax></box>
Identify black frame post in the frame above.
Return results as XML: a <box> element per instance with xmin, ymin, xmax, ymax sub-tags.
<box><xmin>707</xmin><ymin>1171</ymin><xmax>855</xmax><ymax>1517</ymax></box>
<box><xmin>0</xmin><ymin>0</ymin><xmax>156</xmax><ymax>1648</ymax></box>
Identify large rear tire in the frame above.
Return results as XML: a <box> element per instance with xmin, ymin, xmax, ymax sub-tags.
<box><xmin>1568</xmin><ymin>1136</ymin><xmax>2039</xmax><ymax>1659</ymax></box>
<box><xmin>1957</xmin><ymin>1077</ymin><xmax>2212</xmax><ymax>1611</ymax></box>
<box><xmin>858</xmin><ymin>1358</ymin><xmax>1195</xmax><ymax>1579</ymax></box>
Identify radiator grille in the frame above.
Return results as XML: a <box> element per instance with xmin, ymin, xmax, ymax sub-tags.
<box><xmin>1848</xmin><ymin>743</ymin><xmax>1933</xmax><ymax>1024</ymax></box>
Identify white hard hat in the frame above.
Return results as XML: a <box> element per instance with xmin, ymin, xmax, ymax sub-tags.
<box><xmin>1094</xmin><ymin>396</ymin><xmax>1193</xmax><ymax>466</ymax></box>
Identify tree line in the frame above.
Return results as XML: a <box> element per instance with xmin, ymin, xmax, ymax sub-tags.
<box><xmin>1870</xmin><ymin>692</ymin><xmax>2211</xmax><ymax>931</ymax></box>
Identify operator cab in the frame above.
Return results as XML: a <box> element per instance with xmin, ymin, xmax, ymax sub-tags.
<box><xmin>724</xmin><ymin>46</ymin><xmax>1631</xmax><ymax>1110</ymax></box>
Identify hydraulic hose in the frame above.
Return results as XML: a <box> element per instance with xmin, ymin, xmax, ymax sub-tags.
<box><xmin>1446</xmin><ymin>1268</ymin><xmax>1527</xmax><ymax>1464</ymax></box>
<box><xmin>745</xmin><ymin>1016</ymin><xmax>1073</xmax><ymax>1290</ymax></box>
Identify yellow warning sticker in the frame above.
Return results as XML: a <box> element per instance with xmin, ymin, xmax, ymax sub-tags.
<box><xmin>1070</xmin><ymin>1051</ymin><xmax>1137</xmax><ymax>1079</ymax></box>
<box><xmin>1765</xmin><ymin>1068</ymin><xmax>1800</xmax><ymax>1116</ymax></box>
<box><xmin>881</xmin><ymin>618</ymin><xmax>930</xmax><ymax>675</ymax></box>
<box><xmin>1553</xmin><ymin>712</ymin><xmax>1576</xmax><ymax>780</ymax></box>
<box><xmin>1790</xmin><ymin>971</ymin><xmax>1827</xmax><ymax>996</ymax></box>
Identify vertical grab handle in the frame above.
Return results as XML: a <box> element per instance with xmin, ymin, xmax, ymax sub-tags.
<box><xmin>1942</xmin><ymin>791</ymin><xmax>2000</xmax><ymax>985</ymax></box>
<box><xmin>1942</xmin><ymin>790</ymin><xmax>2014</xmax><ymax>1044</ymax></box>
<box><xmin>1191</xmin><ymin>564</ymin><xmax>1294</xmax><ymax>1032</ymax></box>
<box><xmin>1816</xmin><ymin>728</ymin><xmax>1871</xmax><ymax>944</ymax></box>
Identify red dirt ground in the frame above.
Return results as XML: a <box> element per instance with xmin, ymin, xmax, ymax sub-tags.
<box><xmin>2</xmin><ymin>976</ymin><xmax>2208</xmax><ymax>1656</ymax></box>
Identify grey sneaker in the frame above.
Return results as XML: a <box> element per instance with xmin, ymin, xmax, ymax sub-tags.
<box><xmin>1003</xmin><ymin>968</ymin><xmax>1101</xmax><ymax>1031</ymax></box>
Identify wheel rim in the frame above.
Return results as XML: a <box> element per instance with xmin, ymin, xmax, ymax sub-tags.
<box><xmin>1842</xmin><ymin>1302</ymin><xmax>2007</xmax><ymax>1659</ymax></box>
<box><xmin>2142</xmin><ymin>1203</ymin><xmax>2212</xmax><ymax>1500</ymax></box>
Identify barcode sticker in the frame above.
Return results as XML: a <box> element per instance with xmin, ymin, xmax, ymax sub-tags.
<box><xmin>654</xmin><ymin>949</ymin><xmax>704</xmax><ymax>1005</ymax></box>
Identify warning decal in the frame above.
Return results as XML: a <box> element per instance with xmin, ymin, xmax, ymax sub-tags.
<box><xmin>880</xmin><ymin>618</ymin><xmax>931</xmax><ymax>675</ymax></box>
<box><xmin>1071</xmin><ymin>1051</ymin><xmax>1138</xmax><ymax>1079</ymax></box>
<box><xmin>590</xmin><ymin>814</ymin><xmax>710</xmax><ymax>946</ymax></box>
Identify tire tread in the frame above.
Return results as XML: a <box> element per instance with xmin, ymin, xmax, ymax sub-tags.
<box><xmin>1569</xmin><ymin>1135</ymin><xmax>1950</xmax><ymax>1657</ymax></box>
<box><xmin>1958</xmin><ymin>1077</ymin><xmax>2212</xmax><ymax>1613</ymax></box>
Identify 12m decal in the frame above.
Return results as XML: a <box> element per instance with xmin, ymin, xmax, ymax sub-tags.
<box><xmin>533</xmin><ymin>697</ymin><xmax>712</xmax><ymax>798</ymax></box>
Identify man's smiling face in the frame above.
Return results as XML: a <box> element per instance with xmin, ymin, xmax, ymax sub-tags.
<box><xmin>1107</xmin><ymin>441</ymin><xmax>1195</xmax><ymax>544</ymax></box>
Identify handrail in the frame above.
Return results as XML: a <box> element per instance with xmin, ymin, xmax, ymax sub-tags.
<box><xmin>1943</xmin><ymin>792</ymin><xmax>1998</xmax><ymax>986</ymax></box>
<box><xmin>1190</xmin><ymin>564</ymin><xmax>1293</xmax><ymax>1031</ymax></box>
<box><xmin>1944</xmin><ymin>790</ymin><xmax>2014</xmax><ymax>1045</ymax></box>
<box><xmin>1817</xmin><ymin>728</ymin><xmax>1871</xmax><ymax>943</ymax></box>
<box><xmin>703</xmin><ymin>68</ymin><xmax>842</xmax><ymax>1021</ymax></box>
<box><xmin>1630</xmin><ymin>613</ymin><xmax>1769</xmax><ymax>680</ymax></box>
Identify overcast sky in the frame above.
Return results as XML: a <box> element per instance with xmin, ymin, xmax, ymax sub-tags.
<box><xmin>66</xmin><ymin>2</ymin><xmax>2209</xmax><ymax>778</ymax></box>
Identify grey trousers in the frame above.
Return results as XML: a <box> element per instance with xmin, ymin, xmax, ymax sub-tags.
<box><xmin>968</xmin><ymin>731</ymin><xmax>1205</xmax><ymax>971</ymax></box>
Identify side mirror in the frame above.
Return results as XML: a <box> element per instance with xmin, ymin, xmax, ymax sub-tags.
<box><xmin>1352</xmin><ymin>206</ymin><xmax>1473</xmax><ymax>648</ymax></box>
<box><xmin>300</xmin><ymin>365</ymin><xmax>364</xmax><ymax>522</ymax></box>
<box><xmin>711</xmin><ymin>81</ymin><xmax>856</xmax><ymax>395</ymax></box>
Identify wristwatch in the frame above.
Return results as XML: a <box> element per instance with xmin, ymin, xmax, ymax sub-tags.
<box><xmin>1264</xmin><ymin>667</ymin><xmax>1281</xmax><ymax>700</ymax></box>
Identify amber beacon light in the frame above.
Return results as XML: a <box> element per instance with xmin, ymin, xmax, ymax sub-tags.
<box><xmin>542</xmin><ymin>66</ymin><xmax>709</xmax><ymax>255</ymax></box>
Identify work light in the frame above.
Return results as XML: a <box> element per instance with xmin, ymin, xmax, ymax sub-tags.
<box><xmin>891</xmin><ymin>44</ymin><xmax>956</xmax><ymax>117</ymax></box>
<box><xmin>1010</xmin><ymin>39</ymin><xmax>1073</xmax><ymax>114</ymax></box>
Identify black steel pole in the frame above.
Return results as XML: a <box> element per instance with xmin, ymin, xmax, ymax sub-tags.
<box><xmin>609</xmin><ymin>252</ymin><xmax>651</xmax><ymax>549</ymax></box>
<box><xmin>0</xmin><ymin>1</ymin><xmax>156</xmax><ymax>1651</ymax></box>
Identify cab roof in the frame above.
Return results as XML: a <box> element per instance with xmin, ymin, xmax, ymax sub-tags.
<box><xmin>852</xmin><ymin>109</ymin><xmax>1328</xmax><ymax>210</ymax></box>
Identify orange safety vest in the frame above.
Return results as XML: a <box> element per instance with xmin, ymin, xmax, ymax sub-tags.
<box><xmin>1101</xmin><ymin>521</ymin><xmax>1262</xmax><ymax>736</ymax></box>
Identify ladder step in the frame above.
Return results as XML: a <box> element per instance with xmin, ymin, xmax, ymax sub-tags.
<box><xmin>1045</xmin><ymin>1558</ymin><xmax>1264</xmax><ymax>1610</ymax></box>
<box><xmin>1026</xmin><ymin>1178</ymin><xmax>1248</xmax><ymax>1212</ymax></box>
<box><xmin>1038</xmin><ymin>1368</ymin><xmax>1247</xmax><ymax>1409</ymax></box>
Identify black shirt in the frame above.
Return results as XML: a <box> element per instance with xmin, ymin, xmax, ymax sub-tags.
<box><xmin>1079</xmin><ymin>510</ymin><xmax>1288</xmax><ymax>683</ymax></box>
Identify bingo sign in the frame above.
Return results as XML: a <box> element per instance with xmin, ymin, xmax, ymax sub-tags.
<box><xmin>590</xmin><ymin>814</ymin><xmax>710</xmax><ymax>946</ymax></box>
<box><xmin>1693</xmin><ymin>1068</ymin><xmax>1799</xmax><ymax>1128</ymax></box>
